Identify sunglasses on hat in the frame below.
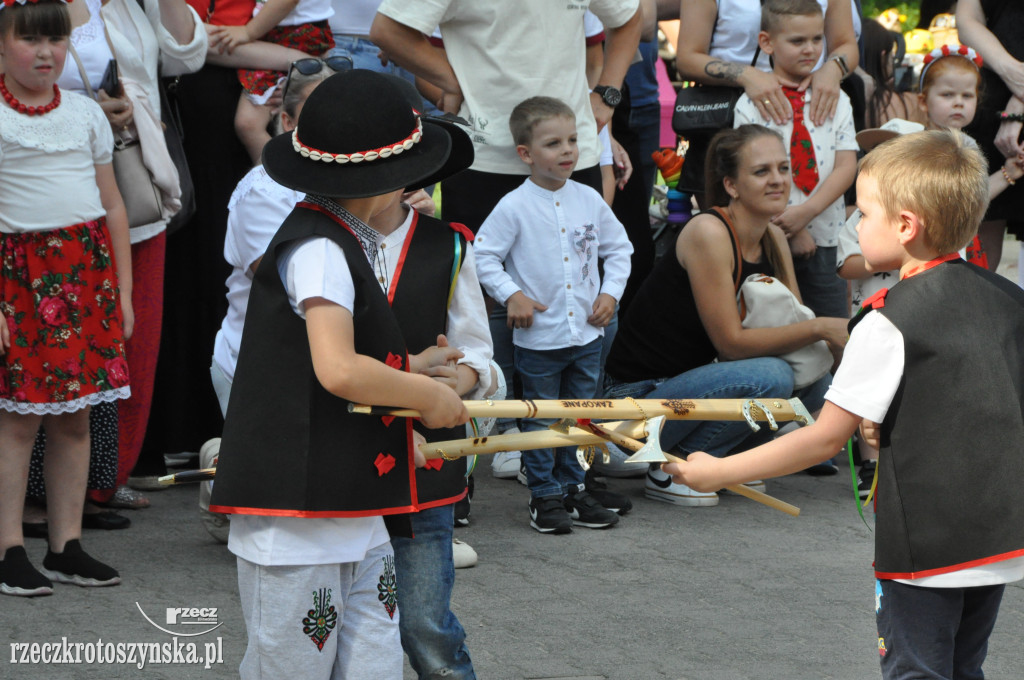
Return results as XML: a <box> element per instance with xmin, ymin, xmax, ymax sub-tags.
<box><xmin>281</xmin><ymin>56</ymin><xmax>354</xmax><ymax>103</ymax></box>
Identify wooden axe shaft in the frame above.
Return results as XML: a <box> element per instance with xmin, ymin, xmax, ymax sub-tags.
<box><xmin>419</xmin><ymin>420</ymin><xmax>649</xmax><ymax>460</ymax></box>
<box><xmin>350</xmin><ymin>398</ymin><xmax>806</xmax><ymax>423</ymax></box>
<box><xmin>161</xmin><ymin>423</ymin><xmax>650</xmax><ymax>484</ymax></box>
<box><xmin>580</xmin><ymin>422</ymin><xmax>800</xmax><ymax>517</ymax></box>
<box><xmin>158</xmin><ymin>468</ymin><xmax>217</xmax><ymax>486</ymax></box>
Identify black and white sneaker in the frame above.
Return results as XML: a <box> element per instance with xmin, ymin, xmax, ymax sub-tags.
<box><xmin>858</xmin><ymin>460</ymin><xmax>877</xmax><ymax>500</ymax></box>
<box><xmin>584</xmin><ymin>467</ymin><xmax>632</xmax><ymax>514</ymax></box>
<box><xmin>453</xmin><ymin>474</ymin><xmax>473</xmax><ymax>527</ymax></box>
<box><xmin>40</xmin><ymin>540</ymin><xmax>120</xmax><ymax>587</ymax></box>
<box><xmin>564</xmin><ymin>488</ymin><xmax>620</xmax><ymax>529</ymax></box>
<box><xmin>0</xmin><ymin>546</ymin><xmax>53</xmax><ymax>597</ymax></box>
<box><xmin>528</xmin><ymin>496</ymin><xmax>573</xmax><ymax>534</ymax></box>
<box><xmin>516</xmin><ymin>461</ymin><xmax>528</xmax><ymax>486</ymax></box>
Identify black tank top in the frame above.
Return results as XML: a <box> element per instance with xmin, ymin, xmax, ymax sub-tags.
<box><xmin>605</xmin><ymin>210</ymin><xmax>774</xmax><ymax>383</ymax></box>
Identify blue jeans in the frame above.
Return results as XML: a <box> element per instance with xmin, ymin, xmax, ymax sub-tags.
<box><xmin>597</xmin><ymin>309</ymin><xmax>619</xmax><ymax>397</ymax></box>
<box><xmin>792</xmin><ymin>245</ymin><xmax>848</xmax><ymax>319</ymax></box>
<box><xmin>604</xmin><ymin>357</ymin><xmax>796</xmax><ymax>457</ymax></box>
<box><xmin>627</xmin><ymin>102</ymin><xmax>662</xmax><ymax>203</ymax></box>
<box><xmin>327</xmin><ymin>36</ymin><xmax>441</xmax><ymax>116</ymax></box>
<box><xmin>515</xmin><ymin>339</ymin><xmax>603</xmax><ymax>498</ymax></box>
<box><xmin>390</xmin><ymin>505</ymin><xmax>475</xmax><ymax>680</ymax></box>
<box><xmin>876</xmin><ymin>579</ymin><xmax>1004</xmax><ymax>680</ymax></box>
<box><xmin>488</xmin><ymin>307</ymin><xmax>517</xmax><ymax>434</ymax></box>
<box><xmin>490</xmin><ymin>307</ymin><xmax>618</xmax><ymax>405</ymax></box>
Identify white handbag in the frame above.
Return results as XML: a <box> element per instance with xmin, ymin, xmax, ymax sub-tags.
<box><xmin>737</xmin><ymin>274</ymin><xmax>834</xmax><ymax>389</ymax></box>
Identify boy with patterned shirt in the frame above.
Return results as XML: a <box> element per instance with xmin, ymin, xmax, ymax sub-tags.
<box><xmin>734</xmin><ymin>0</ymin><xmax>857</xmax><ymax>319</ymax></box>
<box><xmin>664</xmin><ymin>130</ymin><xmax>1024</xmax><ymax>679</ymax></box>
<box><xmin>475</xmin><ymin>96</ymin><xmax>632</xmax><ymax>534</ymax></box>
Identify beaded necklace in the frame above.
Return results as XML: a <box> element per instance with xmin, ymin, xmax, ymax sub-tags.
<box><xmin>0</xmin><ymin>74</ymin><xmax>61</xmax><ymax>116</ymax></box>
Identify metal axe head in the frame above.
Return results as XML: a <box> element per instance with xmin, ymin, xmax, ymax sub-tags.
<box><xmin>788</xmin><ymin>397</ymin><xmax>815</xmax><ymax>425</ymax></box>
<box><xmin>550</xmin><ymin>418</ymin><xmax>574</xmax><ymax>434</ymax></box>
<box><xmin>622</xmin><ymin>416</ymin><xmax>670</xmax><ymax>464</ymax></box>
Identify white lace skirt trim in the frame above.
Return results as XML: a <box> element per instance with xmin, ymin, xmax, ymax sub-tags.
<box><xmin>0</xmin><ymin>386</ymin><xmax>131</xmax><ymax>416</ymax></box>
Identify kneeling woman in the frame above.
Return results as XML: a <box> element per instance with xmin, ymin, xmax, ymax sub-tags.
<box><xmin>604</xmin><ymin>125</ymin><xmax>849</xmax><ymax>506</ymax></box>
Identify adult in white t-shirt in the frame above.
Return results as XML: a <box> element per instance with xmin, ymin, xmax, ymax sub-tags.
<box><xmin>369</xmin><ymin>0</ymin><xmax>642</xmax><ymax>231</ymax></box>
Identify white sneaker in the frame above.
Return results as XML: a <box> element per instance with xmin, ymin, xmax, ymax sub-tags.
<box><xmin>452</xmin><ymin>538</ymin><xmax>478</xmax><ymax>569</ymax></box>
<box><xmin>722</xmin><ymin>480</ymin><xmax>767</xmax><ymax>494</ymax></box>
<box><xmin>644</xmin><ymin>465</ymin><xmax>719</xmax><ymax>507</ymax></box>
<box><xmin>590</xmin><ymin>441</ymin><xmax>647</xmax><ymax>478</ymax></box>
<box><xmin>198</xmin><ymin>438</ymin><xmax>229</xmax><ymax>544</ymax></box>
<box><xmin>473</xmin><ymin>359</ymin><xmax>507</xmax><ymax>437</ymax></box>
<box><xmin>491</xmin><ymin>449</ymin><xmax>522</xmax><ymax>479</ymax></box>
<box><xmin>491</xmin><ymin>425</ymin><xmax>522</xmax><ymax>479</ymax></box>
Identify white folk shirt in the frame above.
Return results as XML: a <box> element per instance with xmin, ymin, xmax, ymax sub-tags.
<box><xmin>377</xmin><ymin>0</ymin><xmax>638</xmax><ymax>175</ymax></box>
<box><xmin>734</xmin><ymin>89</ymin><xmax>858</xmax><ymax>248</ymax></box>
<box><xmin>836</xmin><ymin>209</ymin><xmax>898</xmax><ymax>314</ymax></box>
<box><xmin>475</xmin><ymin>178</ymin><xmax>632</xmax><ymax>351</ymax></box>
<box><xmin>214</xmin><ymin>170</ymin><xmax>492</xmax><ymax>396</ymax></box>
<box><xmin>825</xmin><ymin>311</ymin><xmax>1024</xmax><ymax>587</ymax></box>
<box><xmin>228</xmin><ymin>205</ymin><xmax>493</xmax><ymax>567</ymax></box>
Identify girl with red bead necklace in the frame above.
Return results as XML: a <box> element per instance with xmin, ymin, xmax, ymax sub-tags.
<box><xmin>0</xmin><ymin>0</ymin><xmax>133</xmax><ymax>597</ymax></box>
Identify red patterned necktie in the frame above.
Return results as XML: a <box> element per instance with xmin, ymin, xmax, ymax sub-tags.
<box><xmin>782</xmin><ymin>86</ymin><xmax>819</xmax><ymax>195</ymax></box>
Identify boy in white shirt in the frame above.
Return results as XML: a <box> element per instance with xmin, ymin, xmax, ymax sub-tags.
<box><xmin>475</xmin><ymin>96</ymin><xmax>632</xmax><ymax>534</ymax></box>
<box><xmin>664</xmin><ymin>130</ymin><xmax>1024</xmax><ymax>680</ymax></box>
<box><xmin>733</xmin><ymin>0</ymin><xmax>858</xmax><ymax>319</ymax></box>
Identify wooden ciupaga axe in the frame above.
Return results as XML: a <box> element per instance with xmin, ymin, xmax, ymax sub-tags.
<box><xmin>155</xmin><ymin>420</ymin><xmax>651</xmax><ymax>486</ymax></box>
<box><xmin>552</xmin><ymin>416</ymin><xmax>800</xmax><ymax>517</ymax></box>
<box><xmin>349</xmin><ymin>397</ymin><xmax>813</xmax><ymax>426</ymax></box>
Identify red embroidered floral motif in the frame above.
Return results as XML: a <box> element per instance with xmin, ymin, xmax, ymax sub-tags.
<box><xmin>385</xmin><ymin>352</ymin><xmax>403</xmax><ymax>370</ymax></box>
<box><xmin>374</xmin><ymin>453</ymin><xmax>395</xmax><ymax>476</ymax></box>
<box><xmin>422</xmin><ymin>458</ymin><xmax>443</xmax><ymax>471</ymax></box>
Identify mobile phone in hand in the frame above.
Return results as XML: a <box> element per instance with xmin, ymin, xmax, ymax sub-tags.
<box><xmin>99</xmin><ymin>59</ymin><xmax>122</xmax><ymax>97</ymax></box>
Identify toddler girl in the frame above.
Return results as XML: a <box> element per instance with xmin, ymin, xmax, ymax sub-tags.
<box><xmin>207</xmin><ymin>0</ymin><xmax>334</xmax><ymax>164</ymax></box>
<box><xmin>918</xmin><ymin>45</ymin><xmax>1024</xmax><ymax>214</ymax></box>
<box><xmin>0</xmin><ymin>0</ymin><xmax>132</xmax><ymax>597</ymax></box>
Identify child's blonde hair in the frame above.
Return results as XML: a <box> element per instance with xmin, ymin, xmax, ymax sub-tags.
<box><xmin>859</xmin><ymin>129</ymin><xmax>988</xmax><ymax>254</ymax></box>
<box><xmin>760</xmin><ymin>0</ymin><xmax>823</xmax><ymax>33</ymax></box>
<box><xmin>509</xmin><ymin>96</ymin><xmax>575</xmax><ymax>147</ymax></box>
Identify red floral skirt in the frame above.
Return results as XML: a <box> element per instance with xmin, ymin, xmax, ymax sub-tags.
<box><xmin>237</xmin><ymin>20</ymin><xmax>335</xmax><ymax>97</ymax></box>
<box><xmin>0</xmin><ymin>219</ymin><xmax>130</xmax><ymax>414</ymax></box>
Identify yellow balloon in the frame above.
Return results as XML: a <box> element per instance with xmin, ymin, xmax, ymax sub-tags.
<box><xmin>904</xmin><ymin>29</ymin><xmax>934</xmax><ymax>54</ymax></box>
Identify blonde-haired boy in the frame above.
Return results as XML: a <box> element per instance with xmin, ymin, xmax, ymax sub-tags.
<box><xmin>475</xmin><ymin>95</ymin><xmax>633</xmax><ymax>533</ymax></box>
<box><xmin>664</xmin><ymin>130</ymin><xmax>1024</xmax><ymax>679</ymax></box>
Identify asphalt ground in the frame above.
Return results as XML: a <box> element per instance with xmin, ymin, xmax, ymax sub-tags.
<box><xmin>4</xmin><ymin>240</ymin><xmax>1023</xmax><ymax>680</ymax></box>
<box><xmin>3</xmin><ymin>459</ymin><xmax>1023</xmax><ymax>680</ymax></box>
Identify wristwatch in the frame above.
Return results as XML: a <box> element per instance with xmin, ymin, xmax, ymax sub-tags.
<box><xmin>828</xmin><ymin>54</ymin><xmax>850</xmax><ymax>80</ymax></box>
<box><xmin>593</xmin><ymin>85</ymin><xmax>623</xmax><ymax>108</ymax></box>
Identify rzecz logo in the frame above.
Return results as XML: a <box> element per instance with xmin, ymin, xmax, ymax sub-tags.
<box><xmin>136</xmin><ymin>603</ymin><xmax>223</xmax><ymax>637</ymax></box>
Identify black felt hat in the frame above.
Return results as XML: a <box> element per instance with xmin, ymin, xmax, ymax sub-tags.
<box><xmin>262</xmin><ymin>70</ymin><xmax>472</xmax><ymax>197</ymax></box>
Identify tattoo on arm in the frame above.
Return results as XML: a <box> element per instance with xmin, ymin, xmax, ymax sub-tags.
<box><xmin>704</xmin><ymin>59</ymin><xmax>744</xmax><ymax>83</ymax></box>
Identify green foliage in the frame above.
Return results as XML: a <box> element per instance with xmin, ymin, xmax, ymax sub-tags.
<box><xmin>861</xmin><ymin>0</ymin><xmax>921</xmax><ymax>32</ymax></box>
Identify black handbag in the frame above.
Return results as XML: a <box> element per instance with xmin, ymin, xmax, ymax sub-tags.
<box><xmin>160</xmin><ymin>76</ymin><xmax>196</xmax><ymax>235</ymax></box>
<box><xmin>672</xmin><ymin>46</ymin><xmax>762</xmax><ymax>135</ymax></box>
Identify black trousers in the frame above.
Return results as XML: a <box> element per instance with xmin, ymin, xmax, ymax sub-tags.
<box><xmin>876</xmin><ymin>578</ymin><xmax>1005</xmax><ymax>680</ymax></box>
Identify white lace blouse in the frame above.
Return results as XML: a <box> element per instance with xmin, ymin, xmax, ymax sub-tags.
<box><xmin>0</xmin><ymin>92</ymin><xmax>114</xmax><ymax>234</ymax></box>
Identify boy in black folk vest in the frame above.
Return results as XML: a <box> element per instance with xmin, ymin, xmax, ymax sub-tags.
<box><xmin>209</xmin><ymin>71</ymin><xmax>478</xmax><ymax>680</ymax></box>
<box><xmin>664</xmin><ymin>130</ymin><xmax>1024</xmax><ymax>679</ymax></box>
